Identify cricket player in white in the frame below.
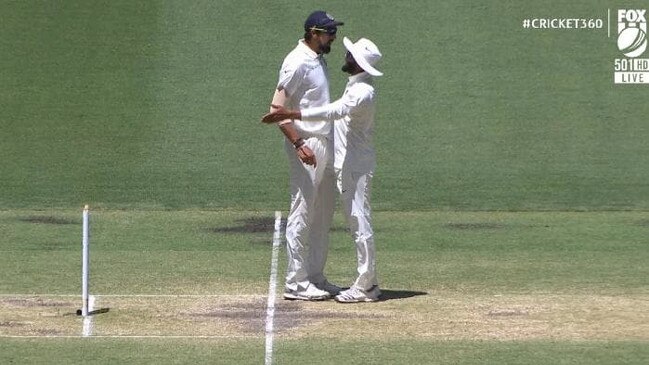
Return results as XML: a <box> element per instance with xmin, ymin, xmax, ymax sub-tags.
<box><xmin>264</xmin><ymin>37</ymin><xmax>383</xmax><ymax>302</ymax></box>
<box><xmin>270</xmin><ymin>11</ymin><xmax>344</xmax><ymax>301</ymax></box>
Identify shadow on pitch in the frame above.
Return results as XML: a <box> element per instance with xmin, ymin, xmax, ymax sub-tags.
<box><xmin>74</xmin><ymin>308</ymin><xmax>110</xmax><ymax>316</ymax></box>
<box><xmin>379</xmin><ymin>290</ymin><xmax>427</xmax><ymax>301</ymax></box>
<box><xmin>207</xmin><ymin>216</ymin><xmax>347</xmax><ymax>235</ymax></box>
<box><xmin>89</xmin><ymin>308</ymin><xmax>110</xmax><ymax>315</ymax></box>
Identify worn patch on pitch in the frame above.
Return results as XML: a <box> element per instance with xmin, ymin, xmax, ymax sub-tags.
<box><xmin>184</xmin><ymin>297</ymin><xmax>381</xmax><ymax>334</ymax></box>
<box><xmin>378</xmin><ymin>293</ymin><xmax>649</xmax><ymax>341</ymax></box>
<box><xmin>3</xmin><ymin>293</ymin><xmax>648</xmax><ymax>340</ymax></box>
<box><xmin>17</xmin><ymin>215</ymin><xmax>78</xmax><ymax>225</ymax></box>
<box><xmin>207</xmin><ymin>216</ymin><xmax>347</xmax><ymax>235</ymax></box>
<box><xmin>0</xmin><ymin>295</ymin><xmax>86</xmax><ymax>336</ymax></box>
<box><xmin>1</xmin><ymin>298</ymin><xmax>73</xmax><ymax>308</ymax></box>
<box><xmin>487</xmin><ymin>308</ymin><xmax>530</xmax><ymax>317</ymax></box>
<box><xmin>33</xmin><ymin>328</ymin><xmax>64</xmax><ymax>336</ymax></box>
<box><xmin>445</xmin><ymin>222</ymin><xmax>505</xmax><ymax>230</ymax></box>
<box><xmin>0</xmin><ymin>321</ymin><xmax>27</xmax><ymax>328</ymax></box>
<box><xmin>206</xmin><ymin>217</ymin><xmax>285</xmax><ymax>234</ymax></box>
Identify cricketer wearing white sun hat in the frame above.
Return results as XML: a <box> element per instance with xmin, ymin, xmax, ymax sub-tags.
<box><xmin>342</xmin><ymin>36</ymin><xmax>383</xmax><ymax>76</ymax></box>
<box><xmin>262</xmin><ymin>36</ymin><xmax>385</xmax><ymax>302</ymax></box>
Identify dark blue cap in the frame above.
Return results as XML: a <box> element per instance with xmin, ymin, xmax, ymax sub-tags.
<box><xmin>304</xmin><ymin>11</ymin><xmax>344</xmax><ymax>32</ymax></box>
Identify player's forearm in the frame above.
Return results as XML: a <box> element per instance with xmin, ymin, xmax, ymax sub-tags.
<box><xmin>278</xmin><ymin>122</ymin><xmax>305</xmax><ymax>148</ymax></box>
<box><xmin>271</xmin><ymin>87</ymin><xmax>301</xmax><ymax>136</ymax></box>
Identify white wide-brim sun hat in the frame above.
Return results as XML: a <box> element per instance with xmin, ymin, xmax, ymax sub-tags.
<box><xmin>343</xmin><ymin>37</ymin><xmax>383</xmax><ymax>76</ymax></box>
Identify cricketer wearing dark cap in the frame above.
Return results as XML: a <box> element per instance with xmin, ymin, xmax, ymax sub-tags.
<box><xmin>304</xmin><ymin>10</ymin><xmax>345</xmax><ymax>34</ymax></box>
<box><xmin>302</xmin><ymin>10</ymin><xmax>344</xmax><ymax>55</ymax></box>
<box><xmin>265</xmin><ymin>10</ymin><xmax>346</xmax><ymax>301</ymax></box>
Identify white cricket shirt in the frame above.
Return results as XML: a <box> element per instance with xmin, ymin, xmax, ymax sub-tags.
<box><xmin>300</xmin><ymin>72</ymin><xmax>376</xmax><ymax>172</ymax></box>
<box><xmin>277</xmin><ymin>40</ymin><xmax>331</xmax><ymax>136</ymax></box>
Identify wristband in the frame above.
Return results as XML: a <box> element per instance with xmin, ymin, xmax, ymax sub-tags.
<box><xmin>293</xmin><ymin>138</ymin><xmax>305</xmax><ymax>149</ymax></box>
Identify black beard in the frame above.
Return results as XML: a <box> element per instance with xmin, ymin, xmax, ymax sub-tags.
<box><xmin>342</xmin><ymin>61</ymin><xmax>357</xmax><ymax>74</ymax></box>
<box><xmin>319</xmin><ymin>44</ymin><xmax>331</xmax><ymax>54</ymax></box>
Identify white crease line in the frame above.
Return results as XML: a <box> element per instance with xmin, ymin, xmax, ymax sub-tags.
<box><xmin>97</xmin><ymin>294</ymin><xmax>265</xmax><ymax>298</ymax></box>
<box><xmin>0</xmin><ymin>294</ymin><xmax>265</xmax><ymax>298</ymax></box>
<box><xmin>0</xmin><ymin>294</ymin><xmax>80</xmax><ymax>297</ymax></box>
<box><xmin>264</xmin><ymin>211</ymin><xmax>282</xmax><ymax>365</ymax></box>
<box><xmin>1</xmin><ymin>335</ymin><xmax>259</xmax><ymax>339</ymax></box>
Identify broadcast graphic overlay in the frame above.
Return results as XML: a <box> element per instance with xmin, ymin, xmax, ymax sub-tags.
<box><xmin>521</xmin><ymin>8</ymin><xmax>648</xmax><ymax>85</ymax></box>
<box><xmin>614</xmin><ymin>9</ymin><xmax>648</xmax><ymax>84</ymax></box>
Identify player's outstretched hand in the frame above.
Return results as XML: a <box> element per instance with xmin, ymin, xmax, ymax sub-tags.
<box><xmin>261</xmin><ymin>104</ymin><xmax>299</xmax><ymax>124</ymax></box>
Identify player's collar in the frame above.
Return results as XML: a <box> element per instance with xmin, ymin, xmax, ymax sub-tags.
<box><xmin>297</xmin><ymin>39</ymin><xmax>319</xmax><ymax>59</ymax></box>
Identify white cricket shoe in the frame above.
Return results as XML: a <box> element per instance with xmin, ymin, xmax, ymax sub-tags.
<box><xmin>315</xmin><ymin>280</ymin><xmax>342</xmax><ymax>296</ymax></box>
<box><xmin>283</xmin><ymin>283</ymin><xmax>331</xmax><ymax>301</ymax></box>
<box><xmin>335</xmin><ymin>285</ymin><xmax>381</xmax><ymax>303</ymax></box>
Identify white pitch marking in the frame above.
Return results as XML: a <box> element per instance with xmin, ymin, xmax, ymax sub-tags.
<box><xmin>1</xmin><ymin>335</ymin><xmax>258</xmax><ymax>339</ymax></box>
<box><xmin>0</xmin><ymin>294</ymin><xmax>264</xmax><ymax>298</ymax></box>
<box><xmin>95</xmin><ymin>294</ymin><xmax>265</xmax><ymax>298</ymax></box>
<box><xmin>0</xmin><ymin>294</ymin><xmax>81</xmax><ymax>297</ymax></box>
<box><xmin>82</xmin><ymin>295</ymin><xmax>95</xmax><ymax>337</ymax></box>
<box><xmin>264</xmin><ymin>211</ymin><xmax>282</xmax><ymax>365</ymax></box>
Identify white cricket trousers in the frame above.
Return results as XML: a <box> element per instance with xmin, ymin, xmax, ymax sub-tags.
<box><xmin>340</xmin><ymin>170</ymin><xmax>378</xmax><ymax>291</ymax></box>
<box><xmin>284</xmin><ymin>135</ymin><xmax>336</xmax><ymax>292</ymax></box>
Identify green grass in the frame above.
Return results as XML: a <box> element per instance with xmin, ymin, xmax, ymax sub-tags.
<box><xmin>1</xmin><ymin>0</ymin><xmax>649</xmax><ymax>363</ymax></box>
<box><xmin>377</xmin><ymin>211</ymin><xmax>649</xmax><ymax>294</ymax></box>
<box><xmin>2</xmin><ymin>339</ymin><xmax>649</xmax><ymax>365</ymax></box>
<box><xmin>0</xmin><ymin>338</ymin><xmax>264</xmax><ymax>365</ymax></box>
<box><xmin>0</xmin><ymin>210</ymin><xmax>277</xmax><ymax>294</ymax></box>
<box><xmin>2</xmin><ymin>0</ymin><xmax>648</xmax><ymax>210</ymax></box>
<box><xmin>275</xmin><ymin>340</ymin><xmax>649</xmax><ymax>365</ymax></box>
<box><xmin>2</xmin><ymin>210</ymin><xmax>648</xmax><ymax>296</ymax></box>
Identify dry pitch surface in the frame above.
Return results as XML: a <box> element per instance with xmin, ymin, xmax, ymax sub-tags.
<box><xmin>2</xmin><ymin>292</ymin><xmax>648</xmax><ymax>341</ymax></box>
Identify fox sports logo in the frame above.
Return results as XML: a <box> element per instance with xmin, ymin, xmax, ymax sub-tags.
<box><xmin>617</xmin><ymin>9</ymin><xmax>647</xmax><ymax>58</ymax></box>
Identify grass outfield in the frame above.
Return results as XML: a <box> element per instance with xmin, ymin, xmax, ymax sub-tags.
<box><xmin>2</xmin><ymin>339</ymin><xmax>648</xmax><ymax>365</ymax></box>
<box><xmin>2</xmin><ymin>339</ymin><xmax>649</xmax><ymax>365</ymax></box>
<box><xmin>2</xmin><ymin>210</ymin><xmax>649</xmax><ymax>295</ymax></box>
<box><xmin>2</xmin><ymin>0</ymin><xmax>648</xmax><ymax>210</ymax></box>
<box><xmin>2</xmin><ymin>0</ymin><xmax>649</xmax><ymax>363</ymax></box>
